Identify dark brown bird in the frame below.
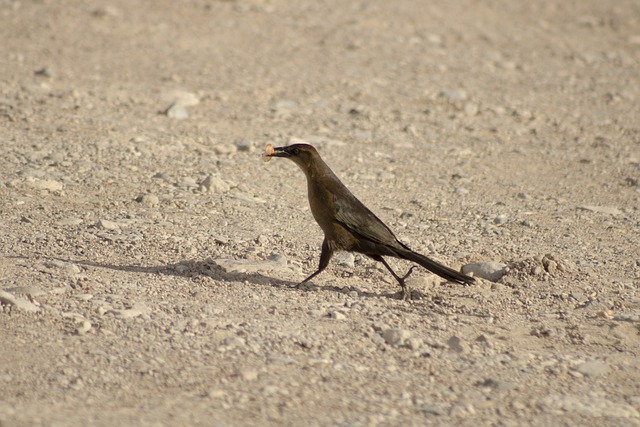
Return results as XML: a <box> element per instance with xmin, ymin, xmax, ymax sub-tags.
<box><xmin>265</xmin><ymin>143</ymin><xmax>475</xmax><ymax>299</ymax></box>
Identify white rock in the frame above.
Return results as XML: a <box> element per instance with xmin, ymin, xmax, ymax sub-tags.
<box><xmin>462</xmin><ymin>262</ymin><xmax>508</xmax><ymax>282</ymax></box>
<box><xmin>164</xmin><ymin>103</ymin><xmax>188</xmax><ymax>119</ymax></box>
<box><xmin>200</xmin><ymin>175</ymin><xmax>230</xmax><ymax>193</ymax></box>
<box><xmin>334</xmin><ymin>252</ymin><xmax>355</xmax><ymax>269</ymax></box>
<box><xmin>329</xmin><ymin>311</ymin><xmax>346</xmax><ymax>320</ymax></box>
<box><xmin>97</xmin><ymin>219</ymin><xmax>119</xmax><ymax>230</ymax></box>
<box><xmin>76</xmin><ymin>320</ymin><xmax>92</xmax><ymax>335</ymax></box>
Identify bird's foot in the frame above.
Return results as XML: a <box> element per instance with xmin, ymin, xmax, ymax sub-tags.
<box><xmin>400</xmin><ymin>285</ymin><xmax>412</xmax><ymax>301</ymax></box>
<box><xmin>291</xmin><ymin>280</ymin><xmax>314</xmax><ymax>291</ymax></box>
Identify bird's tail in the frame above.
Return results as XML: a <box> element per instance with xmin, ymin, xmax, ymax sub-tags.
<box><xmin>395</xmin><ymin>247</ymin><xmax>475</xmax><ymax>285</ymax></box>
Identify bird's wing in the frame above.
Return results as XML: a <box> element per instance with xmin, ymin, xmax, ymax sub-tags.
<box><xmin>332</xmin><ymin>191</ymin><xmax>401</xmax><ymax>248</ymax></box>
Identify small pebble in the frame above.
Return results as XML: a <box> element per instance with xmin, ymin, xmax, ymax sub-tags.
<box><xmin>493</xmin><ymin>214</ymin><xmax>508</xmax><ymax>225</ymax></box>
<box><xmin>164</xmin><ymin>103</ymin><xmax>188</xmax><ymax>119</ymax></box>
<box><xmin>447</xmin><ymin>336</ymin><xmax>468</xmax><ymax>353</ymax></box>
<box><xmin>76</xmin><ymin>320</ymin><xmax>92</xmax><ymax>335</ymax></box>
<box><xmin>136</xmin><ymin>194</ymin><xmax>159</xmax><ymax>206</ymax></box>
<box><xmin>334</xmin><ymin>252</ymin><xmax>355</xmax><ymax>269</ymax></box>
<box><xmin>200</xmin><ymin>175</ymin><xmax>230</xmax><ymax>193</ymax></box>
<box><xmin>97</xmin><ymin>219</ymin><xmax>119</xmax><ymax>230</ymax></box>
<box><xmin>382</xmin><ymin>328</ymin><xmax>411</xmax><ymax>346</ymax></box>
<box><xmin>329</xmin><ymin>311</ymin><xmax>346</xmax><ymax>320</ymax></box>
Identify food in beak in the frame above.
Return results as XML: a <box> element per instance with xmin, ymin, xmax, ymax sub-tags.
<box><xmin>262</xmin><ymin>143</ymin><xmax>275</xmax><ymax>162</ymax></box>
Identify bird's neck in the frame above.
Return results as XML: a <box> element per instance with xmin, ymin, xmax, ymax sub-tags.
<box><xmin>302</xmin><ymin>156</ymin><xmax>338</xmax><ymax>183</ymax></box>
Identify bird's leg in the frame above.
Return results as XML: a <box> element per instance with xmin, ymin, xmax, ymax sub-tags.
<box><xmin>402</xmin><ymin>266</ymin><xmax>418</xmax><ymax>281</ymax></box>
<box><xmin>295</xmin><ymin>238</ymin><xmax>333</xmax><ymax>288</ymax></box>
<box><xmin>377</xmin><ymin>257</ymin><xmax>412</xmax><ymax>300</ymax></box>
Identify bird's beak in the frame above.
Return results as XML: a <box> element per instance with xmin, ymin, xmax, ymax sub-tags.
<box><xmin>268</xmin><ymin>146</ymin><xmax>291</xmax><ymax>158</ymax></box>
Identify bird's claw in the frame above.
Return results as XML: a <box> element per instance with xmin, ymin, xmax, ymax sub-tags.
<box><xmin>400</xmin><ymin>286</ymin><xmax>412</xmax><ymax>301</ymax></box>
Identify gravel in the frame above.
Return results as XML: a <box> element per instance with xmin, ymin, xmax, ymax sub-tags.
<box><xmin>1</xmin><ymin>1</ymin><xmax>639</xmax><ymax>426</ymax></box>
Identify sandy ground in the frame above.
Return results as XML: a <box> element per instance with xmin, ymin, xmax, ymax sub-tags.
<box><xmin>1</xmin><ymin>0</ymin><xmax>639</xmax><ymax>425</ymax></box>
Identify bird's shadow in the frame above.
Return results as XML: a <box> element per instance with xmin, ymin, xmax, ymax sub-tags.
<box><xmin>17</xmin><ymin>255</ymin><xmax>407</xmax><ymax>300</ymax></box>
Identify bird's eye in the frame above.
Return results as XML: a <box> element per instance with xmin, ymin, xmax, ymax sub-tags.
<box><xmin>292</xmin><ymin>147</ymin><xmax>300</xmax><ymax>156</ymax></box>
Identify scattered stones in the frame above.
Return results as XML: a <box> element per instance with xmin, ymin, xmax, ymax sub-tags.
<box><xmin>462</xmin><ymin>262</ymin><xmax>508</xmax><ymax>282</ymax></box>
<box><xmin>2</xmin><ymin>3</ymin><xmax>639</xmax><ymax>424</ymax></box>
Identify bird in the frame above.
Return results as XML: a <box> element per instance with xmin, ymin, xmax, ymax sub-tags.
<box><xmin>264</xmin><ymin>143</ymin><xmax>475</xmax><ymax>299</ymax></box>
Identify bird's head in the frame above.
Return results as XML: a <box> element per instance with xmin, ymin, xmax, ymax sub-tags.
<box><xmin>264</xmin><ymin>143</ymin><xmax>320</xmax><ymax>172</ymax></box>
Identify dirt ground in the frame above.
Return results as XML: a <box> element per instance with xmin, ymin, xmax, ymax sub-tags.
<box><xmin>1</xmin><ymin>0</ymin><xmax>639</xmax><ymax>425</ymax></box>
